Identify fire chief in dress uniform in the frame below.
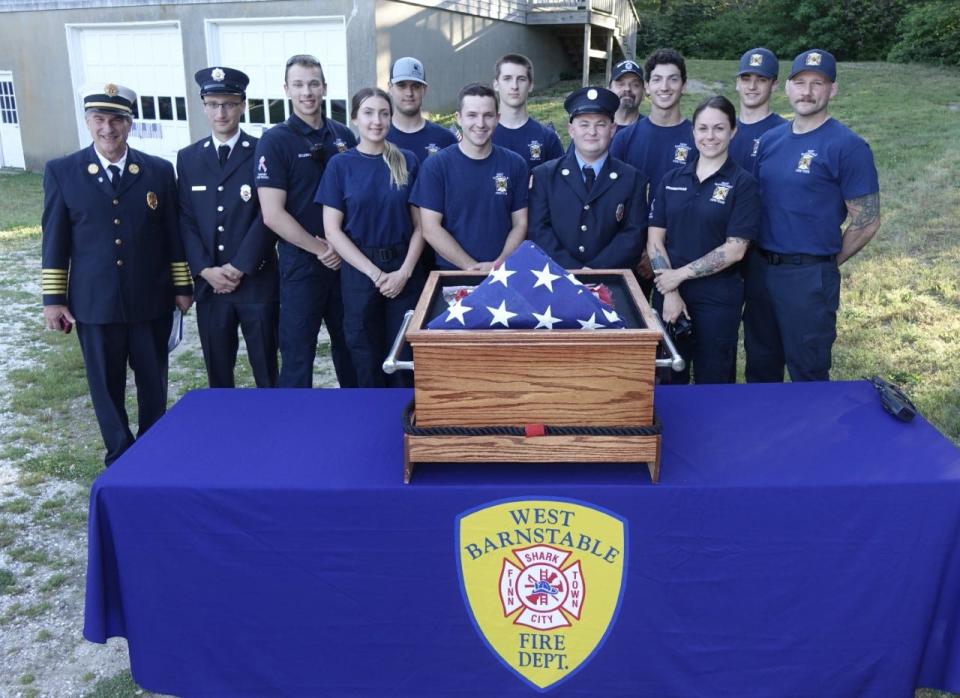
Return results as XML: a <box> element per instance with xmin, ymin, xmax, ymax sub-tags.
<box><xmin>528</xmin><ymin>87</ymin><xmax>648</xmax><ymax>270</ymax></box>
<box><xmin>177</xmin><ymin>67</ymin><xmax>279</xmax><ymax>388</ymax></box>
<box><xmin>41</xmin><ymin>84</ymin><xmax>193</xmax><ymax>466</ymax></box>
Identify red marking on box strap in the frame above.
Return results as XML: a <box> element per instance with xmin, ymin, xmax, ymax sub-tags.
<box><xmin>525</xmin><ymin>424</ymin><xmax>546</xmax><ymax>438</ymax></box>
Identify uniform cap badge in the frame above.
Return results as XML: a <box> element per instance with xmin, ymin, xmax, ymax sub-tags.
<box><xmin>750</xmin><ymin>53</ymin><xmax>763</xmax><ymax>67</ymax></box>
<box><xmin>128</xmin><ymin>163</ymin><xmax>140</xmax><ymax>175</ymax></box>
<box><xmin>146</xmin><ymin>191</ymin><xmax>158</xmax><ymax>210</ymax></box>
<box><xmin>103</xmin><ymin>83</ymin><xmax>119</xmax><ymax>97</ymax></box>
<box><xmin>240</xmin><ymin>184</ymin><xmax>252</xmax><ymax>202</ymax></box>
<box><xmin>211</xmin><ymin>68</ymin><xmax>226</xmax><ymax>82</ymax></box>
<box><xmin>587</xmin><ymin>88</ymin><xmax>598</xmax><ymax>100</ymax></box>
<box><xmin>806</xmin><ymin>52</ymin><xmax>822</xmax><ymax>66</ymax></box>
<box><xmin>87</xmin><ymin>163</ymin><xmax>99</xmax><ymax>175</ymax></box>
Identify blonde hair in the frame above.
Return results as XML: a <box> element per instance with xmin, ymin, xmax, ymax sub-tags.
<box><xmin>351</xmin><ymin>87</ymin><xmax>408</xmax><ymax>189</ymax></box>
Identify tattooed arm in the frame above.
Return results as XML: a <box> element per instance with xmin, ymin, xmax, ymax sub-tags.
<box><xmin>837</xmin><ymin>192</ymin><xmax>880</xmax><ymax>265</ymax></box>
<box><xmin>646</xmin><ymin>226</ymin><xmax>673</xmax><ymax>272</ymax></box>
<box><xmin>653</xmin><ymin>237</ymin><xmax>751</xmax><ymax>294</ymax></box>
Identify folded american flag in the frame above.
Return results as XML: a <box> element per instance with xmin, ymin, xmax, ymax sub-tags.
<box><xmin>426</xmin><ymin>241</ymin><xmax>625</xmax><ymax>330</ymax></box>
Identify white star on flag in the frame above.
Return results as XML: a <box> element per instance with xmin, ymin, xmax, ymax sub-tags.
<box><xmin>446</xmin><ymin>299</ymin><xmax>472</xmax><ymax>325</ymax></box>
<box><xmin>531</xmin><ymin>264</ymin><xmax>562</xmax><ymax>292</ymax></box>
<box><xmin>489</xmin><ymin>264</ymin><xmax>516</xmax><ymax>287</ymax></box>
<box><xmin>487</xmin><ymin>300</ymin><xmax>517</xmax><ymax>327</ymax></box>
<box><xmin>577</xmin><ymin>313</ymin><xmax>604</xmax><ymax>330</ymax></box>
<box><xmin>532</xmin><ymin>305</ymin><xmax>561</xmax><ymax>329</ymax></box>
<box><xmin>603</xmin><ymin>308</ymin><xmax>620</xmax><ymax>324</ymax></box>
<box><xmin>566</xmin><ymin>272</ymin><xmax>583</xmax><ymax>286</ymax></box>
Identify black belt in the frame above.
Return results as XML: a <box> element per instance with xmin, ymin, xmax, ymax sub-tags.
<box><xmin>757</xmin><ymin>248</ymin><xmax>836</xmax><ymax>265</ymax></box>
<box><xmin>361</xmin><ymin>244</ymin><xmax>406</xmax><ymax>263</ymax></box>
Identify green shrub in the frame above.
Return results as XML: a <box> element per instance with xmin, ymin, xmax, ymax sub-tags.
<box><xmin>888</xmin><ymin>0</ymin><xmax>960</xmax><ymax>66</ymax></box>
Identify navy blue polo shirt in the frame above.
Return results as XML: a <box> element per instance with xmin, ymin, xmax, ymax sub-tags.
<box><xmin>610</xmin><ymin>118</ymin><xmax>697</xmax><ymax>195</ymax></box>
<box><xmin>754</xmin><ymin>118</ymin><xmax>879</xmax><ymax>255</ymax></box>
<box><xmin>492</xmin><ymin>117</ymin><xmax>564</xmax><ymax>172</ymax></box>
<box><xmin>253</xmin><ymin>114</ymin><xmax>357</xmax><ymax>248</ymax></box>
<box><xmin>409</xmin><ymin>144</ymin><xmax>528</xmax><ymax>269</ymax></box>
<box><xmin>387</xmin><ymin>120</ymin><xmax>458</xmax><ymax>164</ymax></box>
<box><xmin>729</xmin><ymin>113</ymin><xmax>787</xmax><ymax>172</ymax></box>
<box><xmin>316</xmin><ymin>147</ymin><xmax>419</xmax><ymax>248</ymax></box>
<box><xmin>649</xmin><ymin>155</ymin><xmax>761</xmax><ymax>274</ymax></box>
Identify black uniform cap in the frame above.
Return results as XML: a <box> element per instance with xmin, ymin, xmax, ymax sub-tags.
<box><xmin>195</xmin><ymin>66</ymin><xmax>250</xmax><ymax>97</ymax></box>
<box><xmin>564</xmin><ymin>87</ymin><xmax>620</xmax><ymax>122</ymax></box>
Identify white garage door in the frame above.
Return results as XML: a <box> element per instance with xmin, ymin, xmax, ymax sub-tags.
<box><xmin>0</xmin><ymin>70</ymin><xmax>26</xmax><ymax>169</ymax></box>
<box><xmin>205</xmin><ymin>17</ymin><xmax>348</xmax><ymax>136</ymax></box>
<box><xmin>67</xmin><ymin>22</ymin><xmax>190</xmax><ymax>164</ymax></box>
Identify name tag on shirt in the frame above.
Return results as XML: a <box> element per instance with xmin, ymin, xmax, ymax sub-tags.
<box><xmin>191</xmin><ymin>185</ymin><xmax>207</xmax><ymax>192</ymax></box>
<box><xmin>665</xmin><ymin>185</ymin><xmax>687</xmax><ymax>191</ymax></box>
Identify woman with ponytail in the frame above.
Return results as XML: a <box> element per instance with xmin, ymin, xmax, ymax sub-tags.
<box><xmin>317</xmin><ymin>87</ymin><xmax>424</xmax><ymax>387</ymax></box>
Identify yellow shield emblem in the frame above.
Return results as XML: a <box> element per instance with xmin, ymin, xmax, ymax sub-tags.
<box><xmin>457</xmin><ymin>498</ymin><xmax>627</xmax><ymax>691</ymax></box>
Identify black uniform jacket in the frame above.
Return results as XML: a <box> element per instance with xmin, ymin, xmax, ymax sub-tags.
<box><xmin>528</xmin><ymin>151</ymin><xmax>648</xmax><ymax>270</ymax></box>
<box><xmin>41</xmin><ymin>144</ymin><xmax>192</xmax><ymax>324</ymax></box>
<box><xmin>176</xmin><ymin>131</ymin><xmax>278</xmax><ymax>304</ymax></box>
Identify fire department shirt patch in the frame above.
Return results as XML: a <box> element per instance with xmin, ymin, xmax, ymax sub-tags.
<box><xmin>457</xmin><ymin>498</ymin><xmax>627</xmax><ymax>691</ymax></box>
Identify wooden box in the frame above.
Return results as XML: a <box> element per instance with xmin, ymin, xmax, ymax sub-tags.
<box><xmin>398</xmin><ymin>269</ymin><xmax>667</xmax><ymax>483</ymax></box>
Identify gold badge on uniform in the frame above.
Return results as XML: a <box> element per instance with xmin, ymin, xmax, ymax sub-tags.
<box><xmin>710</xmin><ymin>182</ymin><xmax>732</xmax><ymax>204</ymax></box>
<box><xmin>806</xmin><ymin>52</ymin><xmax>822</xmax><ymax>66</ymax></box>
<box><xmin>493</xmin><ymin>173</ymin><xmax>509</xmax><ymax>195</ymax></box>
<box><xmin>128</xmin><ymin>163</ymin><xmax>140</xmax><ymax>175</ymax></box>
<box><xmin>146</xmin><ymin>191</ymin><xmax>158</xmax><ymax>210</ymax></box>
<box><xmin>796</xmin><ymin>150</ymin><xmax>817</xmax><ymax>173</ymax></box>
<box><xmin>673</xmin><ymin>144</ymin><xmax>690</xmax><ymax>164</ymax></box>
<box><xmin>615</xmin><ymin>203</ymin><xmax>625</xmax><ymax>222</ymax></box>
<box><xmin>104</xmin><ymin>83</ymin><xmax>119</xmax><ymax>97</ymax></box>
<box><xmin>87</xmin><ymin>163</ymin><xmax>99</xmax><ymax>174</ymax></box>
<box><xmin>240</xmin><ymin>184</ymin><xmax>252</xmax><ymax>202</ymax></box>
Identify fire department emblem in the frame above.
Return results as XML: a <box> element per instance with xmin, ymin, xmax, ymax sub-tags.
<box><xmin>796</xmin><ymin>149</ymin><xmax>817</xmax><ymax>173</ymax></box>
<box><xmin>211</xmin><ymin>68</ymin><xmax>226</xmax><ymax>82</ymax></box>
<box><xmin>334</xmin><ymin>139</ymin><xmax>348</xmax><ymax>153</ymax></box>
<box><xmin>87</xmin><ymin>163</ymin><xmax>99</xmax><ymax>175</ymax></box>
<box><xmin>750</xmin><ymin>53</ymin><xmax>764</xmax><ymax>67</ymax></box>
<box><xmin>528</xmin><ymin>140</ymin><xmax>543</xmax><ymax>160</ymax></box>
<box><xmin>103</xmin><ymin>83</ymin><xmax>119</xmax><ymax>97</ymax></box>
<box><xmin>425</xmin><ymin>143</ymin><xmax>440</xmax><ymax>156</ymax></box>
<box><xmin>240</xmin><ymin>184</ymin><xmax>252</xmax><ymax>202</ymax></box>
<box><xmin>493</xmin><ymin>173</ymin><xmax>509</xmax><ymax>195</ymax></box>
<box><xmin>146</xmin><ymin>191</ymin><xmax>158</xmax><ymax>210</ymax></box>
<box><xmin>673</xmin><ymin>143</ymin><xmax>690</xmax><ymax>164</ymax></box>
<box><xmin>128</xmin><ymin>163</ymin><xmax>140</xmax><ymax>175</ymax></box>
<box><xmin>806</xmin><ymin>52</ymin><xmax>822</xmax><ymax>66</ymax></box>
<box><xmin>458</xmin><ymin>498</ymin><xmax>627</xmax><ymax>691</ymax></box>
<box><xmin>710</xmin><ymin>182</ymin><xmax>732</xmax><ymax>204</ymax></box>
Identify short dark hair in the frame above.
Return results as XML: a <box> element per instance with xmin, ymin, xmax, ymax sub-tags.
<box><xmin>495</xmin><ymin>53</ymin><xmax>534</xmax><ymax>83</ymax></box>
<box><xmin>692</xmin><ymin>95</ymin><xmax>737</xmax><ymax>129</ymax></box>
<box><xmin>285</xmin><ymin>54</ymin><xmax>326</xmax><ymax>85</ymax></box>
<box><xmin>457</xmin><ymin>82</ymin><xmax>499</xmax><ymax>112</ymax></box>
<box><xmin>644</xmin><ymin>48</ymin><xmax>687</xmax><ymax>83</ymax></box>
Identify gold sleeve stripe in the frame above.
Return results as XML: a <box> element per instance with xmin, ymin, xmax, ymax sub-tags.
<box><xmin>42</xmin><ymin>269</ymin><xmax>68</xmax><ymax>277</ymax></box>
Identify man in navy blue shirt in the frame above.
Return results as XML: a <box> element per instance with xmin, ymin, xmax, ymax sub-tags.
<box><xmin>255</xmin><ymin>54</ymin><xmax>357</xmax><ymax>388</ymax></box>
<box><xmin>744</xmin><ymin>49</ymin><xmax>881</xmax><ymax>383</ymax></box>
<box><xmin>491</xmin><ymin>54</ymin><xmax>563</xmax><ymax>173</ymax></box>
<box><xmin>411</xmin><ymin>83</ymin><xmax>528</xmax><ymax>271</ymax></box>
<box><xmin>729</xmin><ymin>48</ymin><xmax>787</xmax><ymax>172</ymax></box>
<box><xmin>387</xmin><ymin>56</ymin><xmax>457</xmax><ymax>164</ymax></box>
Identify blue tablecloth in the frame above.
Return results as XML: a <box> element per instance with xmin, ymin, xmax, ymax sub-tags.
<box><xmin>84</xmin><ymin>382</ymin><xmax>960</xmax><ymax>697</ymax></box>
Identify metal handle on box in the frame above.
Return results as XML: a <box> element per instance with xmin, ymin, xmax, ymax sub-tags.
<box><xmin>382</xmin><ymin>309</ymin><xmax>415</xmax><ymax>374</ymax></box>
<box><xmin>650</xmin><ymin>309</ymin><xmax>686</xmax><ymax>372</ymax></box>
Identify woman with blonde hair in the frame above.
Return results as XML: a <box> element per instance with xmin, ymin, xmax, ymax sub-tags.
<box><xmin>317</xmin><ymin>87</ymin><xmax>424</xmax><ymax>386</ymax></box>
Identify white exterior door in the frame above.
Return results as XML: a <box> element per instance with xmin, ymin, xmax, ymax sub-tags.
<box><xmin>67</xmin><ymin>22</ymin><xmax>190</xmax><ymax>164</ymax></box>
<box><xmin>0</xmin><ymin>71</ymin><xmax>25</xmax><ymax>169</ymax></box>
<box><xmin>205</xmin><ymin>17</ymin><xmax>348</xmax><ymax>136</ymax></box>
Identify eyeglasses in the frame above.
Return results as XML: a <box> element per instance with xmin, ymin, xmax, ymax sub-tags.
<box><xmin>203</xmin><ymin>102</ymin><xmax>243</xmax><ymax>112</ymax></box>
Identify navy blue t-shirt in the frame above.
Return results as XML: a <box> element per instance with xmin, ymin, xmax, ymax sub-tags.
<box><xmin>754</xmin><ymin>119</ymin><xmax>879</xmax><ymax>255</ymax></box>
<box><xmin>492</xmin><ymin>117</ymin><xmax>564</xmax><ymax>173</ymax></box>
<box><xmin>649</xmin><ymin>155</ymin><xmax>761</xmax><ymax>274</ymax></box>
<box><xmin>254</xmin><ymin>114</ymin><xmax>357</xmax><ymax>249</ymax></box>
<box><xmin>610</xmin><ymin>118</ymin><xmax>697</xmax><ymax>196</ymax></box>
<box><xmin>409</xmin><ymin>144</ymin><xmax>528</xmax><ymax>269</ymax></box>
<box><xmin>729</xmin><ymin>113</ymin><xmax>787</xmax><ymax>172</ymax></box>
<box><xmin>316</xmin><ymin>147</ymin><xmax>419</xmax><ymax>249</ymax></box>
<box><xmin>387</xmin><ymin>120</ymin><xmax>458</xmax><ymax>164</ymax></box>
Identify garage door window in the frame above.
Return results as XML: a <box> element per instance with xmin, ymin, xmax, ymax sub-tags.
<box><xmin>0</xmin><ymin>81</ymin><xmax>17</xmax><ymax>124</ymax></box>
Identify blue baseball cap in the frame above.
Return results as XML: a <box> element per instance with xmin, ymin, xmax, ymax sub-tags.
<box><xmin>737</xmin><ymin>48</ymin><xmax>779</xmax><ymax>79</ymax></box>
<box><xmin>788</xmin><ymin>49</ymin><xmax>837</xmax><ymax>82</ymax></box>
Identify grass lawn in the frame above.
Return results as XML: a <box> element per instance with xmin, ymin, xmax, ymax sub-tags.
<box><xmin>0</xmin><ymin>58</ymin><xmax>957</xmax><ymax>697</ymax></box>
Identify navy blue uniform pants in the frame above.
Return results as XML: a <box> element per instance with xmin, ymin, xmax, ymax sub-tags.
<box><xmin>340</xmin><ymin>253</ymin><xmax>424</xmax><ymax>388</ymax></box>
<box><xmin>743</xmin><ymin>249</ymin><xmax>841</xmax><ymax>382</ymax></box>
<box><xmin>278</xmin><ymin>251</ymin><xmax>356</xmax><ymax>388</ymax></box>
<box><xmin>196</xmin><ymin>299</ymin><xmax>279</xmax><ymax>388</ymax></box>
<box><xmin>76</xmin><ymin>316</ymin><xmax>171</xmax><ymax>466</ymax></box>
<box><xmin>654</xmin><ymin>274</ymin><xmax>742</xmax><ymax>385</ymax></box>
